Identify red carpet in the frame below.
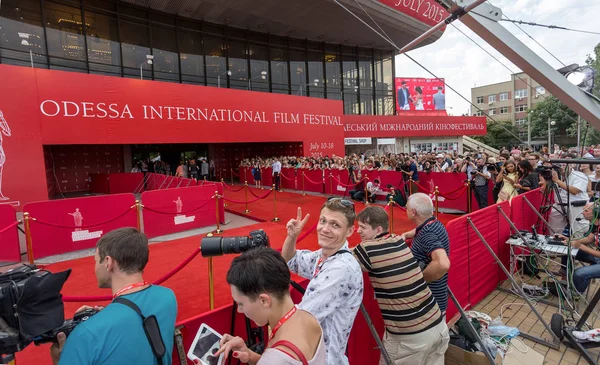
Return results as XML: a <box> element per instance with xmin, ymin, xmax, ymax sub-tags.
<box><xmin>222</xmin><ymin>184</ymin><xmax>457</xmax><ymax>231</ymax></box>
<box><xmin>16</xmin><ymin>187</ymin><xmax>458</xmax><ymax>364</ymax></box>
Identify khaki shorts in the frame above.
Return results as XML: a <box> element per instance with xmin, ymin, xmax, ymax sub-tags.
<box><xmin>379</xmin><ymin>320</ymin><xmax>449</xmax><ymax>365</ymax></box>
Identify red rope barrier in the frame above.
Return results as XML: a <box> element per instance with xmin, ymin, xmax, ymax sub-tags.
<box><xmin>64</xmin><ymin>246</ymin><xmax>203</xmax><ymax>302</ymax></box>
<box><xmin>438</xmin><ymin>184</ymin><xmax>466</xmax><ymax>199</ymax></box>
<box><xmin>32</xmin><ymin>206</ymin><xmax>135</xmax><ymax>229</ymax></box>
<box><xmin>392</xmin><ymin>201</ymin><xmax>407</xmax><ymax>211</ymax></box>
<box><xmin>0</xmin><ymin>220</ymin><xmax>20</xmax><ymax>234</ymax></box>
<box><xmin>222</xmin><ymin>182</ymin><xmax>246</xmax><ymax>192</ymax></box>
<box><xmin>153</xmin><ymin>247</ymin><xmax>201</xmax><ymax>285</ymax></box>
<box><xmin>142</xmin><ymin>197</ymin><xmax>214</xmax><ymax>215</ymax></box>
<box><xmin>280</xmin><ymin>173</ymin><xmax>293</xmax><ymax>181</ymax></box>
<box><xmin>248</xmin><ymin>187</ymin><xmax>268</xmax><ymax>199</ymax></box>
<box><xmin>231</xmin><ymin>170</ymin><xmax>240</xmax><ymax>177</ymax></box>
<box><xmin>303</xmin><ymin>174</ymin><xmax>324</xmax><ymax>185</ymax></box>
<box><xmin>331</xmin><ymin>175</ymin><xmax>367</xmax><ymax>188</ymax></box>
<box><xmin>221</xmin><ymin>189</ymin><xmax>272</xmax><ymax>204</ymax></box>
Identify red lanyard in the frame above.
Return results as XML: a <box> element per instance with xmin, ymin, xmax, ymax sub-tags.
<box><xmin>113</xmin><ymin>281</ymin><xmax>148</xmax><ymax>299</ymax></box>
<box><xmin>313</xmin><ymin>256</ymin><xmax>326</xmax><ymax>278</ymax></box>
<box><xmin>268</xmin><ymin>306</ymin><xmax>297</xmax><ymax>343</ymax></box>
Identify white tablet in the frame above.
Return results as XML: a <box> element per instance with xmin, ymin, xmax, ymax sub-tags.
<box><xmin>187</xmin><ymin>323</ymin><xmax>225</xmax><ymax>365</ymax></box>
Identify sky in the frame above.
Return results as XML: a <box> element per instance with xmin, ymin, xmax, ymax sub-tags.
<box><xmin>394</xmin><ymin>0</ymin><xmax>600</xmax><ymax>116</ymax></box>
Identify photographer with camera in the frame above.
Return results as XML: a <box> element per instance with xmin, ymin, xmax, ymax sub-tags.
<box><xmin>467</xmin><ymin>157</ymin><xmax>491</xmax><ymax>209</ymax></box>
<box><xmin>216</xmin><ymin>247</ymin><xmax>325</xmax><ymax>364</ymax></box>
<box><xmin>353</xmin><ymin>206</ymin><xmax>448</xmax><ymax>365</ymax></box>
<box><xmin>283</xmin><ymin>202</ymin><xmax>363</xmax><ymax>365</ymax></box>
<box><xmin>50</xmin><ymin>228</ymin><xmax>177</xmax><ymax>365</ymax></box>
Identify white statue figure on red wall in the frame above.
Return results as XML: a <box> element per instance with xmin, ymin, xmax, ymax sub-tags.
<box><xmin>69</xmin><ymin>208</ymin><xmax>83</xmax><ymax>230</ymax></box>
<box><xmin>0</xmin><ymin>110</ymin><xmax>11</xmax><ymax>201</ymax></box>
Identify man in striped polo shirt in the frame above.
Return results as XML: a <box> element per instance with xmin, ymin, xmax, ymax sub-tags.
<box><xmin>400</xmin><ymin>193</ymin><xmax>451</xmax><ymax>315</ymax></box>
<box><xmin>353</xmin><ymin>206</ymin><xmax>449</xmax><ymax>365</ymax></box>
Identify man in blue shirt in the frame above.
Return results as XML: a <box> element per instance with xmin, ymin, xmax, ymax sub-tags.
<box><xmin>50</xmin><ymin>228</ymin><xmax>177</xmax><ymax>365</ymax></box>
<box><xmin>400</xmin><ymin>193</ymin><xmax>451</xmax><ymax>314</ymax></box>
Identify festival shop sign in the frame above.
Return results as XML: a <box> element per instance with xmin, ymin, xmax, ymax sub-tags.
<box><xmin>343</xmin><ymin>115</ymin><xmax>487</xmax><ymax>138</ymax></box>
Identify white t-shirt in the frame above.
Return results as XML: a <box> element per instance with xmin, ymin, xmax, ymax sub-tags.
<box><xmin>558</xmin><ymin>170</ymin><xmax>589</xmax><ymax>203</ymax></box>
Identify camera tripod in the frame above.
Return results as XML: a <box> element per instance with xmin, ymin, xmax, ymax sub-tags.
<box><xmin>536</xmin><ymin>180</ymin><xmax>567</xmax><ymax>235</ymax></box>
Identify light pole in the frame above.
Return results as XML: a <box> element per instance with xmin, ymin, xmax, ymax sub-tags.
<box><xmin>217</xmin><ymin>70</ymin><xmax>232</xmax><ymax>88</ymax></box>
<box><xmin>298</xmin><ymin>79</ymin><xmax>320</xmax><ymax>96</ymax></box>
<box><xmin>248</xmin><ymin>71</ymin><xmax>267</xmax><ymax>91</ymax></box>
<box><xmin>140</xmin><ymin>55</ymin><xmax>153</xmax><ymax>80</ymax></box>
<box><xmin>527</xmin><ymin>110</ymin><xmax>532</xmax><ymax>148</ymax></box>
<box><xmin>18</xmin><ymin>33</ymin><xmax>34</xmax><ymax>68</ymax></box>
<box><xmin>547</xmin><ymin>118</ymin><xmax>556</xmax><ymax>149</ymax></box>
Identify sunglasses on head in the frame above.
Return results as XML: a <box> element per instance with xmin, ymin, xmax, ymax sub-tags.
<box><xmin>326</xmin><ymin>197</ymin><xmax>355</xmax><ymax>211</ymax></box>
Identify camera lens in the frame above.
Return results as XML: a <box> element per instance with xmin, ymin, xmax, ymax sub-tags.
<box><xmin>222</xmin><ymin>237</ymin><xmax>249</xmax><ymax>255</ymax></box>
<box><xmin>200</xmin><ymin>237</ymin><xmax>225</xmax><ymax>257</ymax></box>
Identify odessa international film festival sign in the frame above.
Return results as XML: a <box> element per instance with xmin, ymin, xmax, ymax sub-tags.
<box><xmin>0</xmin><ymin>65</ymin><xmax>345</xmax><ymax>207</ymax></box>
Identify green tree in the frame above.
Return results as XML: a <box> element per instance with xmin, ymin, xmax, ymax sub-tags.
<box><xmin>472</xmin><ymin>120</ymin><xmax>521</xmax><ymax>149</ymax></box>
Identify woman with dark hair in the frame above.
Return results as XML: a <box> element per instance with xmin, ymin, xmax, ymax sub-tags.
<box><xmin>414</xmin><ymin>86</ymin><xmax>424</xmax><ymax>110</ymax></box>
<box><xmin>216</xmin><ymin>247</ymin><xmax>325</xmax><ymax>365</ymax></box>
<box><xmin>496</xmin><ymin>161</ymin><xmax>518</xmax><ymax>202</ymax></box>
<box><xmin>514</xmin><ymin>160</ymin><xmax>539</xmax><ymax>194</ymax></box>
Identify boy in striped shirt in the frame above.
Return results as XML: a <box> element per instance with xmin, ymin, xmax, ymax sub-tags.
<box><xmin>353</xmin><ymin>206</ymin><xmax>449</xmax><ymax>365</ymax></box>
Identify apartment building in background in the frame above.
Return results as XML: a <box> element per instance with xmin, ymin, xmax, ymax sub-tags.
<box><xmin>471</xmin><ymin>72</ymin><xmax>550</xmax><ymax>141</ymax></box>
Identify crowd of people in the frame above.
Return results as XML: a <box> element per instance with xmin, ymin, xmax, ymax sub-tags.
<box><xmin>239</xmin><ymin>144</ymin><xmax>600</xmax><ymax>211</ymax></box>
<box><xmin>45</xmin><ymin>143</ymin><xmax>600</xmax><ymax>365</ymax></box>
<box><xmin>47</xmin><ymin>192</ymin><xmax>451</xmax><ymax>365</ymax></box>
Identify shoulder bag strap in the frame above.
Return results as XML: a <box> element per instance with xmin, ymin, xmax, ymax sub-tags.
<box><xmin>271</xmin><ymin>340</ymin><xmax>309</xmax><ymax>365</ymax></box>
<box><xmin>112</xmin><ymin>297</ymin><xmax>165</xmax><ymax>365</ymax></box>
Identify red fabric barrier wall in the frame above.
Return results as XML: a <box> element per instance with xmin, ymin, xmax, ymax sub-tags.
<box><xmin>416</xmin><ymin>172</ymin><xmax>469</xmax><ymax>211</ymax></box>
<box><xmin>142</xmin><ymin>185</ymin><xmax>218</xmax><ymax>239</ymax></box>
<box><xmin>325</xmin><ymin>168</ymin><xmax>350</xmax><ymax>195</ymax></box>
<box><xmin>466</xmin><ymin>202</ymin><xmax>509</xmax><ymax>305</ymax></box>
<box><xmin>175</xmin><ymin>277</ymin><xmax>380</xmax><ymax>365</ymax></box>
<box><xmin>24</xmin><ymin>194</ymin><xmax>137</xmax><ymax>259</ymax></box>
<box><xmin>261</xmin><ymin>167</ymin><xmax>274</xmax><ymax>187</ymax></box>
<box><xmin>174</xmin><ymin>304</ymin><xmax>261</xmax><ymax>365</ymax></box>
<box><xmin>301</xmin><ymin>169</ymin><xmax>325</xmax><ymax>193</ymax></box>
<box><xmin>89</xmin><ymin>173</ymin><xmax>110</xmax><ymax>194</ymax></box>
<box><xmin>0</xmin><ymin>204</ymin><xmax>20</xmax><ymax>262</ymax></box>
<box><xmin>445</xmin><ymin>215</ymin><xmax>470</xmax><ymax>320</ymax></box>
<box><xmin>280</xmin><ymin>168</ymin><xmax>297</xmax><ymax>190</ymax></box>
<box><xmin>511</xmin><ymin>189</ymin><xmax>544</xmax><ymax>231</ymax></box>
<box><xmin>108</xmin><ymin>172</ymin><xmax>144</xmax><ymax>194</ymax></box>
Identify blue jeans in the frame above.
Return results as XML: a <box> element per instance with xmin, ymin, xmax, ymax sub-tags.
<box><xmin>572</xmin><ymin>250</ymin><xmax>600</xmax><ymax>293</ymax></box>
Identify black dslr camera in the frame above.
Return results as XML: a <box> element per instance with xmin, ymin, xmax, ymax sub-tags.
<box><xmin>0</xmin><ymin>265</ymin><xmax>71</xmax><ymax>360</ymax></box>
<box><xmin>34</xmin><ymin>308</ymin><xmax>99</xmax><ymax>345</ymax></box>
<box><xmin>200</xmin><ymin>230</ymin><xmax>270</xmax><ymax>257</ymax></box>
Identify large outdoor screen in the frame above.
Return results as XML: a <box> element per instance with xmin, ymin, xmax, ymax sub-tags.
<box><xmin>395</xmin><ymin>77</ymin><xmax>445</xmax><ymax>112</ymax></box>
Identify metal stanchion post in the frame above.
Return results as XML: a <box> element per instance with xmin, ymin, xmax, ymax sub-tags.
<box><xmin>24</xmin><ymin>212</ymin><xmax>34</xmax><ymax>264</ymax></box>
<box><xmin>364</xmin><ymin>177</ymin><xmax>369</xmax><ymax>205</ymax></box>
<box><xmin>302</xmin><ymin>171</ymin><xmax>307</xmax><ymax>196</ymax></box>
<box><xmin>230</xmin><ymin>169</ymin><xmax>234</xmax><ymax>185</ymax></box>
<box><xmin>244</xmin><ymin>181</ymin><xmax>251</xmax><ymax>214</ymax></box>
<box><xmin>214</xmin><ymin>191</ymin><xmax>223</xmax><ymax>235</ymax></box>
<box><xmin>272</xmin><ymin>184</ymin><xmax>280</xmax><ymax>222</ymax></box>
<box><xmin>220</xmin><ymin>179</ymin><xmax>228</xmax><ymax>207</ymax></box>
<box><xmin>329</xmin><ymin>173</ymin><xmax>333</xmax><ymax>195</ymax></box>
<box><xmin>208</xmin><ymin>257</ymin><xmax>215</xmax><ymax>310</ymax></box>
<box><xmin>466</xmin><ymin>182</ymin><xmax>472</xmax><ymax>213</ymax></box>
<box><xmin>434</xmin><ymin>186</ymin><xmax>440</xmax><ymax>218</ymax></box>
<box><xmin>388</xmin><ymin>196</ymin><xmax>394</xmax><ymax>233</ymax></box>
<box><xmin>135</xmin><ymin>200</ymin><xmax>142</xmax><ymax>231</ymax></box>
